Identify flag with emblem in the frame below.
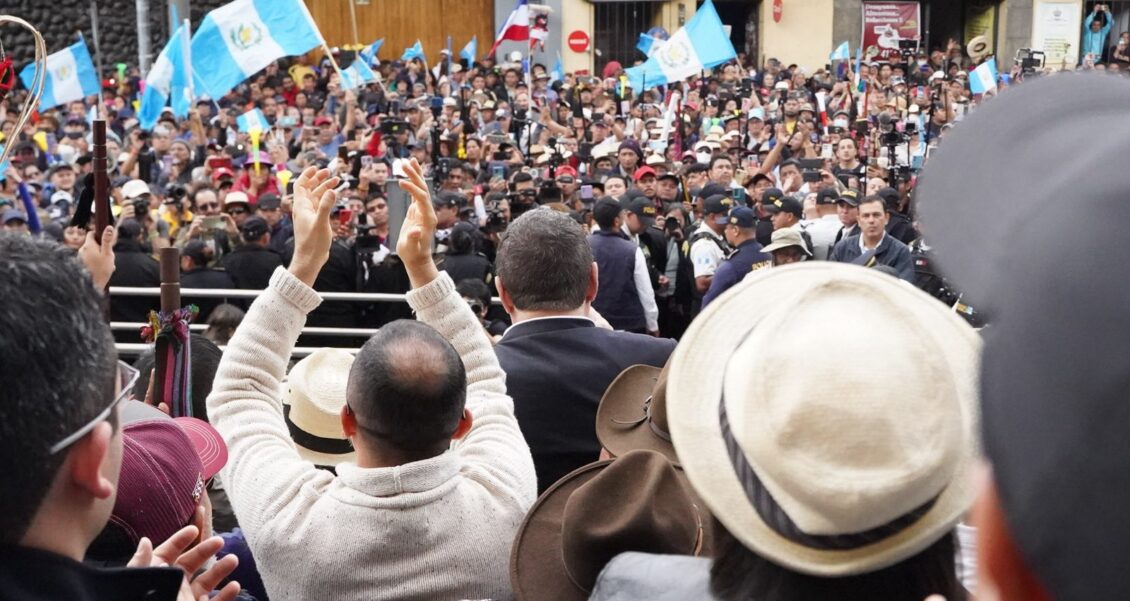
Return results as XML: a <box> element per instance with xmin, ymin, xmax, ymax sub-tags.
<box><xmin>20</xmin><ymin>37</ymin><xmax>100</xmax><ymax>109</ymax></box>
<box><xmin>969</xmin><ymin>58</ymin><xmax>998</xmax><ymax>95</ymax></box>
<box><xmin>340</xmin><ymin>60</ymin><xmax>377</xmax><ymax>90</ymax></box>
<box><xmin>236</xmin><ymin>108</ymin><xmax>268</xmax><ymax>132</ymax></box>
<box><xmin>359</xmin><ymin>38</ymin><xmax>384</xmax><ymax>66</ymax></box>
<box><xmin>624</xmin><ymin>0</ymin><xmax>735</xmax><ymax>92</ymax></box>
<box><xmin>190</xmin><ymin>0</ymin><xmax>324</xmax><ymax>99</ymax></box>
<box><xmin>138</xmin><ymin>23</ymin><xmax>193</xmax><ymax>131</ymax></box>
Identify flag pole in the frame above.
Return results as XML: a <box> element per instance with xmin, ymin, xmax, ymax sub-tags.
<box><xmin>295</xmin><ymin>0</ymin><xmax>347</xmax><ymax>82</ymax></box>
<box><xmin>181</xmin><ymin>19</ymin><xmax>193</xmax><ymax>108</ymax></box>
<box><xmin>89</xmin><ymin>4</ymin><xmax>106</xmax><ymax>112</ymax></box>
<box><xmin>347</xmin><ymin>0</ymin><xmax>360</xmax><ymax>46</ymax></box>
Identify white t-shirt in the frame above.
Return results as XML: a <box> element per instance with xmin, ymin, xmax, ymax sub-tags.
<box><xmin>690</xmin><ymin>223</ymin><xmax>726</xmax><ymax>278</ymax></box>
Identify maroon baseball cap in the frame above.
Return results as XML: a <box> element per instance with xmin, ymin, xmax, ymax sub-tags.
<box><xmin>111</xmin><ymin>402</ymin><xmax>227</xmax><ymax>545</ymax></box>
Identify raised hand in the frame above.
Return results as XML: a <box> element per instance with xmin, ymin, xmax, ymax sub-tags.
<box><xmin>78</xmin><ymin>226</ymin><xmax>117</xmax><ymax>289</ymax></box>
<box><xmin>287</xmin><ymin>166</ymin><xmax>340</xmax><ymax>286</ymax></box>
<box><xmin>128</xmin><ymin>525</ymin><xmax>242</xmax><ymax>601</ymax></box>
<box><xmin>396</xmin><ymin>158</ymin><xmax>440</xmax><ymax>289</ymax></box>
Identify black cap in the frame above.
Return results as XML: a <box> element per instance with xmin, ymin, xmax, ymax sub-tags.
<box><xmin>761</xmin><ymin>187</ymin><xmax>785</xmax><ymax>206</ymax></box>
<box><xmin>762</xmin><ymin>195</ymin><xmax>803</xmax><ymax>217</ymax></box>
<box><xmin>257</xmin><ymin>193</ymin><xmax>281</xmax><ymax>210</ymax></box>
<box><xmin>697</xmin><ymin>183</ymin><xmax>728</xmax><ymax>201</ymax></box>
<box><xmin>816</xmin><ymin>188</ymin><xmax>840</xmax><ymax>206</ymax></box>
<box><xmin>183</xmin><ymin>240</ymin><xmax>209</xmax><ymax>267</ymax></box>
<box><xmin>434</xmin><ymin>192</ymin><xmax>463</xmax><ymax>208</ymax></box>
<box><xmin>703</xmin><ymin>194</ymin><xmax>734</xmax><ymax>215</ymax></box>
<box><xmin>876</xmin><ymin>186</ymin><xmax>900</xmax><ymax>210</ymax></box>
<box><xmin>625</xmin><ymin>197</ymin><xmax>658</xmax><ymax>224</ymax></box>
<box><xmin>917</xmin><ymin>72</ymin><xmax>1130</xmax><ymax>601</ymax></box>
<box><xmin>720</xmin><ymin>206</ymin><xmax>756</xmax><ymax>228</ymax></box>
<box><xmin>837</xmin><ymin>189</ymin><xmax>861</xmax><ymax>207</ymax></box>
<box><xmin>240</xmin><ymin>215</ymin><xmax>269</xmax><ymax>241</ymax></box>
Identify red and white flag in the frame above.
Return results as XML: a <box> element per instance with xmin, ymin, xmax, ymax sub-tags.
<box><xmin>489</xmin><ymin>0</ymin><xmax>530</xmax><ymax>57</ymax></box>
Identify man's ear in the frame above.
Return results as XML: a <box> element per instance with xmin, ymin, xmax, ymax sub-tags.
<box><xmin>450</xmin><ymin>409</ymin><xmax>473</xmax><ymax>441</ymax></box>
<box><xmin>973</xmin><ymin>464</ymin><xmax>1054</xmax><ymax>601</ymax></box>
<box><xmin>495</xmin><ymin>277</ymin><xmax>517</xmax><ymax>316</ymax></box>
<box><xmin>586</xmin><ymin>262</ymin><xmax>599</xmax><ymax>303</ymax></box>
<box><xmin>68</xmin><ymin>421</ymin><xmax>116</xmax><ymax>501</ymax></box>
<box><xmin>340</xmin><ymin>404</ymin><xmax>358</xmax><ymax>439</ymax></box>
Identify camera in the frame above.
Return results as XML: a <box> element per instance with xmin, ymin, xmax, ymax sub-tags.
<box><xmin>1014</xmin><ymin>48</ymin><xmax>1045</xmax><ymax>77</ymax></box>
<box><xmin>898</xmin><ymin>39</ymin><xmax>919</xmax><ymax>52</ymax></box>
<box><xmin>132</xmin><ymin>198</ymin><xmax>150</xmax><ymax>218</ymax></box>
<box><xmin>379</xmin><ymin>118</ymin><xmax>409</xmax><ymax>136</ymax></box>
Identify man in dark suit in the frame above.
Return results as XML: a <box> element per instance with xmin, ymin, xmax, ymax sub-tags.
<box><xmin>494</xmin><ymin>209</ymin><xmax>675</xmax><ymax>493</ymax></box>
<box><xmin>181</xmin><ymin>240</ymin><xmax>238</xmax><ymax>321</ymax></box>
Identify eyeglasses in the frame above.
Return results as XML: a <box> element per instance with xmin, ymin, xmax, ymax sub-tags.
<box><xmin>49</xmin><ymin>361</ymin><xmax>139</xmax><ymax>455</ymax></box>
<box><xmin>197</xmin><ymin>202</ymin><xmax>219</xmax><ymax>211</ymax></box>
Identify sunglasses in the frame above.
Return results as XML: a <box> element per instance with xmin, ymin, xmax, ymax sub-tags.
<box><xmin>227</xmin><ymin>207</ymin><xmax>247</xmax><ymax>215</ymax></box>
<box><xmin>467</xmin><ymin>299</ymin><xmax>484</xmax><ymax>314</ymax></box>
<box><xmin>49</xmin><ymin>361</ymin><xmax>139</xmax><ymax>455</ymax></box>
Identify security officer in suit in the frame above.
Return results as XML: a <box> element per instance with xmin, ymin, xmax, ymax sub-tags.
<box><xmin>702</xmin><ymin>207</ymin><xmax>772</xmax><ymax>308</ymax></box>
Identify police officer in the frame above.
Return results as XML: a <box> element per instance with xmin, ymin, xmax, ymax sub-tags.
<box><xmin>701</xmin><ymin>207</ymin><xmax>772</xmax><ymax>308</ymax></box>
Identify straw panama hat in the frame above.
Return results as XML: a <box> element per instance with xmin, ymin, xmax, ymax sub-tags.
<box><xmin>667</xmin><ymin>262</ymin><xmax>980</xmax><ymax>577</ymax></box>
<box><xmin>283</xmin><ymin>348</ymin><xmax>357</xmax><ymax>467</ymax></box>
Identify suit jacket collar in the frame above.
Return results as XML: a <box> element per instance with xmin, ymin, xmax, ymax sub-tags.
<box><xmin>501</xmin><ymin>316</ymin><xmax>596</xmax><ymax>341</ymax></box>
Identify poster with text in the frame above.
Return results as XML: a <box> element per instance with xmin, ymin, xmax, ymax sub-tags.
<box><xmin>1032</xmin><ymin>1</ymin><xmax>1082</xmax><ymax>69</ymax></box>
<box><xmin>861</xmin><ymin>2</ymin><xmax>922</xmax><ymax>63</ymax></box>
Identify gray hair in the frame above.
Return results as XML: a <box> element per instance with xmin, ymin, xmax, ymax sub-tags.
<box><xmin>495</xmin><ymin>208</ymin><xmax>593</xmax><ymax>311</ymax></box>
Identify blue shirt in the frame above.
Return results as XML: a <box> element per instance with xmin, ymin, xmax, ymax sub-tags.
<box><xmin>701</xmin><ymin>239</ymin><xmax>772</xmax><ymax>308</ymax></box>
<box><xmin>1083</xmin><ymin>11</ymin><xmax>1113</xmax><ymax>61</ymax></box>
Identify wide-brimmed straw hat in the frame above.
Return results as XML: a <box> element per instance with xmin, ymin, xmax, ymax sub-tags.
<box><xmin>668</xmin><ymin>262</ymin><xmax>980</xmax><ymax>577</ymax></box>
<box><xmin>283</xmin><ymin>348</ymin><xmax>356</xmax><ymax>467</ymax></box>
<box><xmin>510</xmin><ymin>450</ymin><xmax>706</xmax><ymax>601</ymax></box>
<box><xmin>596</xmin><ymin>362</ymin><xmax>677</xmax><ymax>464</ymax></box>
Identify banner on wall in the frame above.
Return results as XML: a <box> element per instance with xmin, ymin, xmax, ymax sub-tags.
<box><xmin>1032</xmin><ymin>1</ymin><xmax>1082</xmax><ymax>68</ymax></box>
<box><xmin>861</xmin><ymin>2</ymin><xmax>921</xmax><ymax>63</ymax></box>
<box><xmin>964</xmin><ymin>2</ymin><xmax>996</xmax><ymax>47</ymax></box>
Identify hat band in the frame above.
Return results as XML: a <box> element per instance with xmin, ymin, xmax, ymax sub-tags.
<box><xmin>718</xmin><ymin>397</ymin><xmax>938</xmax><ymax>551</ymax></box>
<box><xmin>611</xmin><ymin>396</ymin><xmax>674</xmax><ymax>443</ymax></box>
<box><xmin>284</xmin><ymin>405</ymin><xmax>354</xmax><ymax>456</ymax></box>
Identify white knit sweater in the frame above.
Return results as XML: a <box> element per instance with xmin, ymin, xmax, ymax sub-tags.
<box><xmin>207</xmin><ymin>268</ymin><xmax>537</xmax><ymax>601</ymax></box>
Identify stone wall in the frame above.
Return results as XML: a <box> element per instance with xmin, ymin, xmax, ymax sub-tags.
<box><xmin>1</xmin><ymin>0</ymin><xmax>227</xmax><ymax>74</ymax></box>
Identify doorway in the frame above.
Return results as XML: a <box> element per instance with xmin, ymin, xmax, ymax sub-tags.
<box><xmin>594</xmin><ymin>2</ymin><xmax>659</xmax><ymax>72</ymax></box>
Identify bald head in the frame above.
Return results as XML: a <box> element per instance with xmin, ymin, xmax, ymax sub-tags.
<box><xmin>346</xmin><ymin>320</ymin><xmax>467</xmax><ymax>453</ymax></box>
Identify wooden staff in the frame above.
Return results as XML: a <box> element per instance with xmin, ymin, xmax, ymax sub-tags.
<box><xmin>92</xmin><ymin>120</ymin><xmax>111</xmax><ymax>238</ymax></box>
<box><xmin>152</xmin><ymin>247</ymin><xmax>180</xmax><ymax>409</ymax></box>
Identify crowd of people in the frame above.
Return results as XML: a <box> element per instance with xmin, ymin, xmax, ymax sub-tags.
<box><xmin>0</xmin><ymin>27</ymin><xmax>1126</xmax><ymax>601</ymax></box>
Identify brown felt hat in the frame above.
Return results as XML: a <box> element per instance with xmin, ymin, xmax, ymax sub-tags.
<box><xmin>595</xmin><ymin>362</ymin><xmax>677</xmax><ymax>465</ymax></box>
<box><xmin>509</xmin><ymin>450</ymin><xmax>706</xmax><ymax>601</ymax></box>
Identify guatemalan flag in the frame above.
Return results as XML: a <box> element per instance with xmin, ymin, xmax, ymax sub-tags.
<box><xmin>460</xmin><ymin>36</ymin><xmax>478</xmax><ymax>63</ymax></box>
<box><xmin>624</xmin><ymin>0</ymin><xmax>735</xmax><ymax>92</ymax></box>
<box><xmin>190</xmin><ymin>0</ymin><xmax>324</xmax><ymax>99</ymax></box>
<box><xmin>20</xmin><ymin>38</ymin><xmax>100</xmax><ymax>109</ymax></box>
<box><xmin>138</xmin><ymin>23</ymin><xmax>193</xmax><ymax>131</ymax></box>
<box><xmin>830</xmin><ymin>41</ymin><xmax>850</xmax><ymax>61</ymax></box>
<box><xmin>341</xmin><ymin>60</ymin><xmax>377</xmax><ymax>90</ymax></box>
<box><xmin>236</xmin><ymin>108</ymin><xmax>268</xmax><ymax>132</ymax></box>
<box><xmin>359</xmin><ymin>38</ymin><xmax>384</xmax><ymax>66</ymax></box>
<box><xmin>969</xmin><ymin>58</ymin><xmax>998</xmax><ymax>95</ymax></box>
<box><xmin>489</xmin><ymin>0</ymin><xmax>530</xmax><ymax>57</ymax></box>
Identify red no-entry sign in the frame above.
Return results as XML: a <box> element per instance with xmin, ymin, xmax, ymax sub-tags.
<box><xmin>568</xmin><ymin>30</ymin><xmax>590</xmax><ymax>53</ymax></box>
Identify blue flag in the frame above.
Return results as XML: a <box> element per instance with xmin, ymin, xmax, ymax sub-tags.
<box><xmin>340</xmin><ymin>60</ymin><xmax>377</xmax><ymax>90</ymax></box>
<box><xmin>970</xmin><ymin>58</ymin><xmax>998</xmax><ymax>95</ymax></box>
<box><xmin>139</xmin><ymin>23</ymin><xmax>192</xmax><ymax>130</ymax></box>
<box><xmin>550</xmin><ymin>52</ymin><xmax>564</xmax><ymax>83</ymax></box>
<box><xmin>20</xmin><ymin>38</ymin><xmax>101</xmax><ymax>109</ymax></box>
<box><xmin>236</xmin><ymin>108</ymin><xmax>268</xmax><ymax>132</ymax></box>
<box><xmin>401</xmin><ymin>40</ymin><xmax>424</xmax><ymax>62</ymax></box>
<box><xmin>637</xmin><ymin>34</ymin><xmax>660</xmax><ymax>57</ymax></box>
<box><xmin>830</xmin><ymin>41</ymin><xmax>850</xmax><ymax>61</ymax></box>
<box><xmin>460</xmin><ymin>36</ymin><xmax>477</xmax><ymax>63</ymax></box>
<box><xmin>624</xmin><ymin>0</ymin><xmax>735</xmax><ymax>92</ymax></box>
<box><xmin>191</xmin><ymin>0</ymin><xmax>324</xmax><ymax>99</ymax></box>
<box><xmin>359</xmin><ymin>38</ymin><xmax>384</xmax><ymax>65</ymax></box>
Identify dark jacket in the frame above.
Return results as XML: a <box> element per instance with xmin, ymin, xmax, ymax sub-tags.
<box><xmin>830</xmin><ymin>233</ymin><xmax>915</xmax><ymax>281</ymax></box>
<box><xmin>182</xmin><ymin>267</ymin><xmax>239</xmax><ymax>321</ymax></box>
<box><xmin>441</xmin><ymin>252</ymin><xmax>493</xmax><ymax>285</ymax></box>
<box><xmin>589</xmin><ymin>230</ymin><xmax>646</xmax><ymax>332</ymax></box>
<box><xmin>638</xmin><ymin>227</ymin><xmax>668</xmax><ymax>289</ymax></box>
<box><xmin>701</xmin><ymin>239</ymin><xmax>772</xmax><ymax>308</ymax></box>
<box><xmin>108</xmin><ymin>240</ymin><xmax>160</xmax><ymax>325</ymax></box>
<box><xmin>0</xmin><ymin>544</ymin><xmax>181</xmax><ymax>601</ymax></box>
<box><xmin>886</xmin><ymin>211</ymin><xmax>917</xmax><ymax>245</ymax></box>
<box><xmin>494</xmin><ymin>317</ymin><xmax>675</xmax><ymax>493</ymax></box>
<box><xmin>221</xmin><ymin>244</ymin><xmax>284</xmax><ymax>290</ymax></box>
<box><xmin>267</xmin><ymin>218</ymin><xmax>294</xmax><ymax>257</ymax></box>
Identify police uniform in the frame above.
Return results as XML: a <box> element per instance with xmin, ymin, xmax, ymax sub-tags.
<box><xmin>686</xmin><ymin>194</ymin><xmax>734</xmax><ymax>282</ymax></box>
<box><xmin>701</xmin><ymin>207</ymin><xmax>771</xmax><ymax>308</ymax></box>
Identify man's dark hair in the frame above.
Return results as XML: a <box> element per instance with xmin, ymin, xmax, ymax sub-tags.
<box><xmin>0</xmin><ymin>234</ymin><xmax>117</xmax><ymax>544</ymax></box>
<box><xmin>456</xmin><ymin>278</ymin><xmax>492</xmax><ymax>314</ymax></box>
<box><xmin>859</xmin><ymin>195</ymin><xmax>887</xmax><ymax>212</ymax></box>
<box><xmin>495</xmin><ymin>209</ymin><xmax>593</xmax><ymax>311</ymax></box>
<box><xmin>709</xmin><ymin>155</ymin><xmax>733</xmax><ymax>171</ymax></box>
<box><xmin>132</xmin><ymin>334</ymin><xmax>223</xmax><ymax>421</ymax></box>
<box><xmin>604</xmin><ymin>174</ymin><xmax>628</xmax><ymax>190</ymax></box>
<box><xmin>682</xmin><ymin>163</ymin><xmax>709</xmax><ymax>177</ymax></box>
<box><xmin>509</xmin><ymin>171</ymin><xmax>534</xmax><ymax>190</ymax></box>
<box><xmin>709</xmin><ymin>519</ymin><xmax>965</xmax><ymax>601</ymax></box>
<box><xmin>346</xmin><ymin>321</ymin><xmax>467</xmax><ymax>454</ymax></box>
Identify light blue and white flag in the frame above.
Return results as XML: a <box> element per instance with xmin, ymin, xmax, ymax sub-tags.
<box><xmin>191</xmin><ymin>0</ymin><xmax>324</xmax><ymax>99</ymax></box>
<box><xmin>340</xmin><ymin>60</ymin><xmax>377</xmax><ymax>90</ymax></box>
<box><xmin>637</xmin><ymin>34</ymin><xmax>661</xmax><ymax>57</ymax></box>
<box><xmin>401</xmin><ymin>40</ymin><xmax>425</xmax><ymax>62</ymax></box>
<box><xmin>550</xmin><ymin>52</ymin><xmax>564</xmax><ymax>83</ymax></box>
<box><xmin>830</xmin><ymin>41</ymin><xmax>850</xmax><ymax>61</ymax></box>
<box><xmin>20</xmin><ymin>38</ymin><xmax>101</xmax><ymax>109</ymax></box>
<box><xmin>969</xmin><ymin>58</ymin><xmax>998</xmax><ymax>95</ymax></box>
<box><xmin>139</xmin><ymin>23</ymin><xmax>192</xmax><ymax>130</ymax></box>
<box><xmin>460</xmin><ymin>36</ymin><xmax>477</xmax><ymax>63</ymax></box>
<box><xmin>624</xmin><ymin>0</ymin><xmax>735</xmax><ymax>92</ymax></box>
<box><xmin>359</xmin><ymin>38</ymin><xmax>384</xmax><ymax>65</ymax></box>
<box><xmin>236</xmin><ymin>108</ymin><xmax>268</xmax><ymax>132</ymax></box>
